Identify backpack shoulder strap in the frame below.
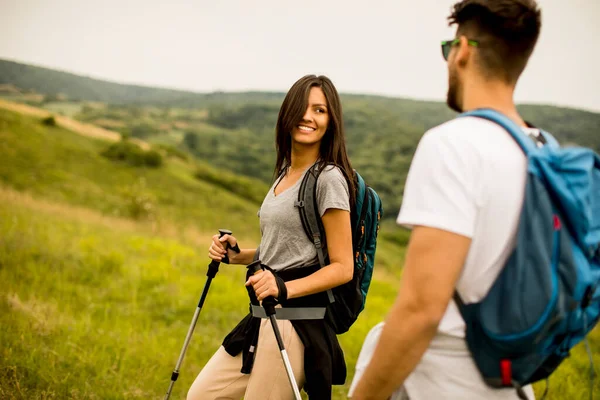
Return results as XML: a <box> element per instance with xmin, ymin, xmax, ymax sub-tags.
<box><xmin>453</xmin><ymin>291</ymin><xmax>467</xmax><ymax>315</ymax></box>
<box><xmin>295</xmin><ymin>162</ymin><xmax>335</xmax><ymax>303</ymax></box>
<box><xmin>296</xmin><ymin>163</ymin><xmax>327</xmax><ymax>266</ymax></box>
<box><xmin>540</xmin><ymin>130</ymin><xmax>560</xmax><ymax>149</ymax></box>
<box><xmin>454</xmin><ymin>109</ymin><xmax>531</xmax><ymax>319</ymax></box>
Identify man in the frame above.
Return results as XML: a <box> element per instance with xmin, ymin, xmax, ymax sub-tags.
<box><xmin>350</xmin><ymin>1</ymin><xmax>542</xmax><ymax>399</ymax></box>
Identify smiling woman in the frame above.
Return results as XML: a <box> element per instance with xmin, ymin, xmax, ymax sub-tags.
<box><xmin>273</xmin><ymin>75</ymin><xmax>355</xmax><ymax>195</ymax></box>
<box><xmin>289</xmin><ymin>87</ymin><xmax>329</xmax><ymax>147</ymax></box>
<box><xmin>186</xmin><ymin>75</ymin><xmax>357</xmax><ymax>400</ymax></box>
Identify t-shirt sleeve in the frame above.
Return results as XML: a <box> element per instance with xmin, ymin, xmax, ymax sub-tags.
<box><xmin>396</xmin><ymin>129</ymin><xmax>480</xmax><ymax>238</ymax></box>
<box><xmin>316</xmin><ymin>166</ymin><xmax>350</xmax><ymax>217</ymax></box>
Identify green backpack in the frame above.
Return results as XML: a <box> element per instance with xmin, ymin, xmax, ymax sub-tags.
<box><xmin>296</xmin><ymin>162</ymin><xmax>383</xmax><ymax>334</ymax></box>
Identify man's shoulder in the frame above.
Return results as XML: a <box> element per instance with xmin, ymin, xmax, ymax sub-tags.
<box><xmin>425</xmin><ymin>116</ymin><xmax>506</xmax><ymax>141</ymax></box>
<box><xmin>419</xmin><ymin>115</ymin><xmax>519</xmax><ymax>156</ymax></box>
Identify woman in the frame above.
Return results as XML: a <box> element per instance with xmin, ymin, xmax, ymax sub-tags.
<box><xmin>187</xmin><ymin>75</ymin><xmax>355</xmax><ymax>400</ymax></box>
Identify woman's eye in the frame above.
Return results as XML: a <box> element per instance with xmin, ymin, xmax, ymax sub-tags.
<box><xmin>316</xmin><ymin>108</ymin><xmax>326</xmax><ymax>113</ymax></box>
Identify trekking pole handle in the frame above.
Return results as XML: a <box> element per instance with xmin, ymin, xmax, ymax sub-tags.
<box><xmin>218</xmin><ymin>228</ymin><xmax>241</xmax><ymax>265</ymax></box>
<box><xmin>216</xmin><ymin>229</ymin><xmax>230</xmax><ymax>265</ymax></box>
<box><xmin>207</xmin><ymin>229</ymin><xmax>239</xmax><ymax>278</ymax></box>
<box><xmin>246</xmin><ymin>260</ymin><xmax>263</xmax><ymax>275</ymax></box>
<box><xmin>218</xmin><ymin>228</ymin><xmax>232</xmax><ymax>238</ymax></box>
<box><xmin>246</xmin><ymin>261</ymin><xmax>278</xmax><ymax>317</ymax></box>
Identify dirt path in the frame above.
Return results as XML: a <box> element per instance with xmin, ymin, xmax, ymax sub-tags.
<box><xmin>0</xmin><ymin>99</ymin><xmax>150</xmax><ymax>150</ymax></box>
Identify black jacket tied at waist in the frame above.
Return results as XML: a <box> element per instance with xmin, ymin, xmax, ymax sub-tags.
<box><xmin>221</xmin><ymin>264</ymin><xmax>346</xmax><ymax>399</ymax></box>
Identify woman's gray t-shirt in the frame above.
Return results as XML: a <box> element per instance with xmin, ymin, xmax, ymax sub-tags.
<box><xmin>257</xmin><ymin>165</ymin><xmax>350</xmax><ymax>271</ymax></box>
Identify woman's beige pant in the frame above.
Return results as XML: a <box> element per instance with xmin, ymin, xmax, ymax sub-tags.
<box><xmin>187</xmin><ymin>318</ymin><xmax>305</xmax><ymax>400</ymax></box>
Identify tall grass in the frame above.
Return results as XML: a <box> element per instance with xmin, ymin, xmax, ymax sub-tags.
<box><xmin>0</xmin><ymin>191</ymin><xmax>251</xmax><ymax>399</ymax></box>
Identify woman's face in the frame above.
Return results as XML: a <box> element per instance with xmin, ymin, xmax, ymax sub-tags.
<box><xmin>290</xmin><ymin>86</ymin><xmax>330</xmax><ymax>147</ymax></box>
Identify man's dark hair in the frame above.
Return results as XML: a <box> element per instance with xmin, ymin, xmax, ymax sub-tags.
<box><xmin>448</xmin><ymin>0</ymin><xmax>542</xmax><ymax>83</ymax></box>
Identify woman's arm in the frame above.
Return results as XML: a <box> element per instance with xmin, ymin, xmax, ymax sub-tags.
<box><xmin>286</xmin><ymin>208</ymin><xmax>353</xmax><ymax>299</ymax></box>
<box><xmin>246</xmin><ymin>208</ymin><xmax>353</xmax><ymax>301</ymax></box>
<box><xmin>229</xmin><ymin>248</ymin><xmax>256</xmax><ymax>265</ymax></box>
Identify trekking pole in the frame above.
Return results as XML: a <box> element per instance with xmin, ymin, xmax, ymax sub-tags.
<box><xmin>247</xmin><ymin>261</ymin><xmax>302</xmax><ymax>400</ymax></box>
<box><xmin>164</xmin><ymin>229</ymin><xmax>239</xmax><ymax>400</ymax></box>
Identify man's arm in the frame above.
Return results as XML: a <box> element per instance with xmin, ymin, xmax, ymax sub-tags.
<box><xmin>350</xmin><ymin>225</ymin><xmax>471</xmax><ymax>399</ymax></box>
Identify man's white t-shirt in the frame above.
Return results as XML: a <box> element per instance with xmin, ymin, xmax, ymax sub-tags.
<box><xmin>394</xmin><ymin>116</ymin><xmax>536</xmax><ymax>399</ymax></box>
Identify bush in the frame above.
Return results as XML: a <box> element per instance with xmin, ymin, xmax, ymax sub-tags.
<box><xmin>130</xmin><ymin>123</ymin><xmax>159</xmax><ymax>138</ymax></box>
<box><xmin>144</xmin><ymin>150</ymin><xmax>163</xmax><ymax>167</ymax></box>
<box><xmin>194</xmin><ymin>163</ymin><xmax>268</xmax><ymax>204</ymax></box>
<box><xmin>42</xmin><ymin>116</ymin><xmax>57</xmax><ymax>127</ymax></box>
<box><xmin>119</xmin><ymin>128</ymin><xmax>131</xmax><ymax>141</ymax></box>
<box><xmin>183</xmin><ymin>131</ymin><xmax>199</xmax><ymax>150</ymax></box>
<box><xmin>101</xmin><ymin>140</ymin><xmax>163</xmax><ymax>168</ymax></box>
<box><xmin>119</xmin><ymin>178</ymin><xmax>157</xmax><ymax>220</ymax></box>
<box><xmin>155</xmin><ymin>144</ymin><xmax>189</xmax><ymax>162</ymax></box>
<box><xmin>207</xmin><ymin>104</ymin><xmax>279</xmax><ymax>131</ymax></box>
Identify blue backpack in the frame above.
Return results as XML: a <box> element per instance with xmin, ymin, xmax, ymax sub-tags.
<box><xmin>454</xmin><ymin>109</ymin><xmax>600</xmax><ymax>399</ymax></box>
<box><xmin>296</xmin><ymin>162</ymin><xmax>383</xmax><ymax>334</ymax></box>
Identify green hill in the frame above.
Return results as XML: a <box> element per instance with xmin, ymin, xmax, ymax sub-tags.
<box><xmin>0</xmin><ymin>58</ymin><xmax>200</xmax><ymax>105</ymax></box>
<box><xmin>73</xmin><ymin>96</ymin><xmax>599</xmax><ymax>220</ymax></box>
<box><xmin>3</xmin><ymin>58</ymin><xmax>598</xmax><ymax>220</ymax></box>
<box><xmin>0</xmin><ymin>109</ymin><xmax>264</xmax><ymax>240</ymax></box>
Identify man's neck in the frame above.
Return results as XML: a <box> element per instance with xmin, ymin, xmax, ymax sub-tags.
<box><xmin>461</xmin><ymin>78</ymin><xmax>526</xmax><ymax>127</ymax></box>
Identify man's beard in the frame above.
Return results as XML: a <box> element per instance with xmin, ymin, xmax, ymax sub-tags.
<box><xmin>446</xmin><ymin>67</ymin><xmax>462</xmax><ymax>113</ymax></box>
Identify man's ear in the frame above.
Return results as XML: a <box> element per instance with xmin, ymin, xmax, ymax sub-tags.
<box><xmin>455</xmin><ymin>35</ymin><xmax>472</xmax><ymax>67</ymax></box>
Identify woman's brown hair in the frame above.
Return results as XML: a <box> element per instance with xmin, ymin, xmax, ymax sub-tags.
<box><xmin>274</xmin><ymin>74</ymin><xmax>356</xmax><ymax>205</ymax></box>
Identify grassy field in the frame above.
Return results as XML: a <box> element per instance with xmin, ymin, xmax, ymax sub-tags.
<box><xmin>0</xmin><ymin>108</ymin><xmax>598</xmax><ymax>399</ymax></box>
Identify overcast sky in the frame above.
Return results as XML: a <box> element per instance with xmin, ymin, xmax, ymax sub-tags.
<box><xmin>1</xmin><ymin>0</ymin><xmax>598</xmax><ymax>112</ymax></box>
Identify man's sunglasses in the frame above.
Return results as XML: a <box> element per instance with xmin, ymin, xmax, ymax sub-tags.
<box><xmin>441</xmin><ymin>39</ymin><xmax>479</xmax><ymax>61</ymax></box>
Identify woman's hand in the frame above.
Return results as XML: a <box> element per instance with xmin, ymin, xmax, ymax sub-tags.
<box><xmin>208</xmin><ymin>233</ymin><xmax>239</xmax><ymax>263</ymax></box>
<box><xmin>245</xmin><ymin>270</ymin><xmax>280</xmax><ymax>301</ymax></box>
